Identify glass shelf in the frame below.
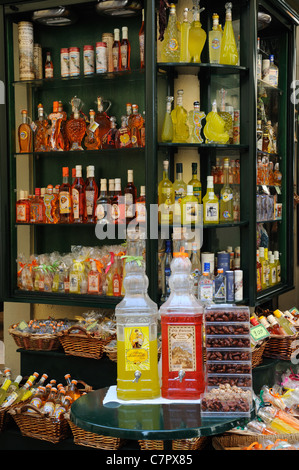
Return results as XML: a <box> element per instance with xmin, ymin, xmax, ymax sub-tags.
<box><xmin>14</xmin><ymin>147</ymin><xmax>145</xmax><ymax>158</ymax></box>
<box><xmin>158</xmin><ymin>142</ymin><xmax>248</xmax><ymax>152</ymax></box>
<box><xmin>157</xmin><ymin>62</ymin><xmax>248</xmax><ymax>77</ymax></box>
<box><xmin>257</xmin><ymin>79</ymin><xmax>283</xmax><ymax>94</ymax></box>
<box><xmin>159</xmin><ymin>221</ymin><xmax>249</xmax><ymax>230</ymax></box>
<box><xmin>256</xmin><ymin>219</ymin><xmax>282</xmax><ymax>224</ymax></box>
<box><xmin>12</xmin><ymin>69</ymin><xmax>145</xmax><ymax>90</ymax></box>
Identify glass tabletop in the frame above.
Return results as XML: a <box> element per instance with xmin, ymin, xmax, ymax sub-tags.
<box><xmin>70</xmin><ymin>387</ymin><xmax>255</xmax><ymax>440</ymax></box>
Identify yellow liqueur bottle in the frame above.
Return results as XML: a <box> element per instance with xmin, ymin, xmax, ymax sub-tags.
<box><xmin>204</xmin><ymin>100</ymin><xmax>229</xmax><ymax>144</ymax></box>
<box><xmin>181</xmin><ymin>185</ymin><xmax>200</xmax><ymax>226</ymax></box>
<box><xmin>219</xmin><ymin>158</ymin><xmax>234</xmax><ymax>222</ymax></box>
<box><xmin>161</xmin><ymin>3</ymin><xmax>180</xmax><ymax>63</ymax></box>
<box><xmin>188</xmin><ymin>101</ymin><xmax>206</xmax><ymax>143</ymax></box>
<box><xmin>203</xmin><ymin>176</ymin><xmax>219</xmax><ymax>224</ymax></box>
<box><xmin>171</xmin><ymin>89</ymin><xmax>189</xmax><ymax>143</ymax></box>
<box><xmin>180</xmin><ymin>8</ymin><xmax>190</xmax><ymax>62</ymax></box>
<box><xmin>188</xmin><ymin>1</ymin><xmax>206</xmax><ymax>63</ymax></box>
<box><xmin>173</xmin><ymin>162</ymin><xmax>187</xmax><ymax>225</ymax></box>
<box><xmin>158</xmin><ymin>160</ymin><xmax>175</xmax><ymax>225</ymax></box>
<box><xmin>161</xmin><ymin>96</ymin><xmax>174</xmax><ymax>142</ymax></box>
<box><xmin>209</xmin><ymin>13</ymin><xmax>222</xmax><ymax>64</ymax></box>
<box><xmin>220</xmin><ymin>2</ymin><xmax>239</xmax><ymax>66</ymax></box>
<box><xmin>188</xmin><ymin>162</ymin><xmax>202</xmax><ymax>203</ymax></box>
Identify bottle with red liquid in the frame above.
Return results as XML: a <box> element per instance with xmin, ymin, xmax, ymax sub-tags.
<box><xmin>30</xmin><ymin>188</ymin><xmax>45</xmax><ymax>223</ymax></box>
<box><xmin>72</xmin><ymin>165</ymin><xmax>85</xmax><ymax>223</ymax></box>
<box><xmin>120</xmin><ymin>26</ymin><xmax>131</xmax><ymax>71</ymax></box>
<box><xmin>84</xmin><ymin>165</ymin><xmax>98</xmax><ymax>223</ymax></box>
<box><xmin>160</xmin><ymin>248</ymin><xmax>205</xmax><ymax>399</ymax></box>
<box><xmin>110</xmin><ymin>178</ymin><xmax>125</xmax><ymax>224</ymax></box>
<box><xmin>112</xmin><ymin>28</ymin><xmax>121</xmax><ymax>72</ymax></box>
<box><xmin>139</xmin><ymin>9</ymin><xmax>145</xmax><ymax>69</ymax></box>
<box><xmin>124</xmin><ymin>169</ymin><xmax>137</xmax><ymax>222</ymax></box>
<box><xmin>16</xmin><ymin>190</ymin><xmax>30</xmax><ymax>223</ymax></box>
<box><xmin>59</xmin><ymin>167</ymin><xmax>73</xmax><ymax>223</ymax></box>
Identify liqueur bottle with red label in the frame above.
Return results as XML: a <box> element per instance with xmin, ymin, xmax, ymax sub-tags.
<box><xmin>72</xmin><ymin>165</ymin><xmax>85</xmax><ymax>223</ymax></box>
<box><xmin>59</xmin><ymin>167</ymin><xmax>73</xmax><ymax>223</ymax></box>
<box><xmin>160</xmin><ymin>247</ymin><xmax>205</xmax><ymax>399</ymax></box>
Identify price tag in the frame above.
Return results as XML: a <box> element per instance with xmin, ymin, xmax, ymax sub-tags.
<box><xmin>250</xmin><ymin>324</ymin><xmax>270</xmax><ymax>342</ymax></box>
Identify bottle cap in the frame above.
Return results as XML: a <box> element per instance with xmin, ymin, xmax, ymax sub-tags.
<box><xmin>35</xmin><ymin>188</ymin><xmax>41</xmax><ymax>196</ymax></box>
<box><xmin>62</xmin><ymin>167</ymin><xmax>69</xmax><ymax>177</ymax></box>
<box><xmin>176</xmin><ymin>162</ymin><xmax>183</xmax><ymax>174</ymax></box>
<box><xmin>53</xmin><ymin>101</ymin><xmax>59</xmax><ymax>112</ymax></box>
<box><xmin>140</xmin><ymin>186</ymin><xmax>145</xmax><ymax>196</ymax></box>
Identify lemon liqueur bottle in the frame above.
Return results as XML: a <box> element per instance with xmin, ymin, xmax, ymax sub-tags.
<box><xmin>158</xmin><ymin>160</ymin><xmax>175</xmax><ymax>225</ymax></box>
<box><xmin>219</xmin><ymin>158</ymin><xmax>234</xmax><ymax>222</ymax></box>
<box><xmin>180</xmin><ymin>8</ymin><xmax>190</xmax><ymax>62</ymax></box>
<box><xmin>203</xmin><ymin>176</ymin><xmax>219</xmax><ymax>224</ymax></box>
<box><xmin>161</xmin><ymin>3</ymin><xmax>180</xmax><ymax>62</ymax></box>
<box><xmin>188</xmin><ymin>0</ymin><xmax>206</xmax><ymax>63</ymax></box>
<box><xmin>161</xmin><ymin>96</ymin><xmax>174</xmax><ymax>142</ymax></box>
<box><xmin>220</xmin><ymin>2</ymin><xmax>239</xmax><ymax>66</ymax></box>
<box><xmin>209</xmin><ymin>13</ymin><xmax>222</xmax><ymax>63</ymax></box>
<box><xmin>173</xmin><ymin>163</ymin><xmax>187</xmax><ymax>224</ymax></box>
<box><xmin>188</xmin><ymin>162</ymin><xmax>202</xmax><ymax>203</ymax></box>
<box><xmin>171</xmin><ymin>89</ymin><xmax>189</xmax><ymax>143</ymax></box>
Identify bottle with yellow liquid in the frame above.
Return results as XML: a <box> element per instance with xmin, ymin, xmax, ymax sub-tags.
<box><xmin>161</xmin><ymin>3</ymin><xmax>180</xmax><ymax>63</ymax></box>
<box><xmin>158</xmin><ymin>160</ymin><xmax>175</xmax><ymax>225</ymax></box>
<box><xmin>203</xmin><ymin>176</ymin><xmax>219</xmax><ymax>224</ymax></box>
<box><xmin>203</xmin><ymin>100</ymin><xmax>230</xmax><ymax>144</ymax></box>
<box><xmin>188</xmin><ymin>0</ymin><xmax>206</xmax><ymax>63</ymax></box>
<box><xmin>115</xmin><ymin>238</ymin><xmax>160</xmax><ymax>400</ymax></box>
<box><xmin>181</xmin><ymin>185</ymin><xmax>200</xmax><ymax>226</ymax></box>
<box><xmin>180</xmin><ymin>8</ymin><xmax>190</xmax><ymax>62</ymax></box>
<box><xmin>188</xmin><ymin>162</ymin><xmax>202</xmax><ymax>203</ymax></box>
<box><xmin>220</xmin><ymin>2</ymin><xmax>239</xmax><ymax>65</ymax></box>
<box><xmin>274</xmin><ymin>251</ymin><xmax>281</xmax><ymax>283</ymax></box>
<box><xmin>209</xmin><ymin>13</ymin><xmax>222</xmax><ymax>64</ymax></box>
<box><xmin>171</xmin><ymin>89</ymin><xmax>189</xmax><ymax>143</ymax></box>
<box><xmin>219</xmin><ymin>158</ymin><xmax>234</xmax><ymax>222</ymax></box>
<box><xmin>161</xmin><ymin>96</ymin><xmax>174</xmax><ymax>143</ymax></box>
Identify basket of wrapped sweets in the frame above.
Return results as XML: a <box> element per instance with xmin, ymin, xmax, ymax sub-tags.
<box><xmin>58</xmin><ymin>312</ymin><xmax>116</xmax><ymax>360</ymax></box>
<box><xmin>8</xmin><ymin>318</ymin><xmax>72</xmax><ymax>351</ymax></box>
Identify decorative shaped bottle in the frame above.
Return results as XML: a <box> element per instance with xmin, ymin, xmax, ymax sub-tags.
<box><xmin>188</xmin><ymin>0</ymin><xmax>206</xmax><ymax>63</ymax></box>
<box><xmin>161</xmin><ymin>96</ymin><xmax>174</xmax><ymax>142</ymax></box>
<box><xmin>66</xmin><ymin>97</ymin><xmax>86</xmax><ymax>151</ymax></box>
<box><xmin>209</xmin><ymin>13</ymin><xmax>222</xmax><ymax>64</ymax></box>
<box><xmin>84</xmin><ymin>110</ymin><xmax>101</xmax><ymax>150</ymax></box>
<box><xmin>203</xmin><ymin>99</ymin><xmax>229</xmax><ymax>144</ymax></box>
<box><xmin>34</xmin><ymin>104</ymin><xmax>49</xmax><ymax>152</ymax></box>
<box><xmin>161</xmin><ymin>3</ymin><xmax>180</xmax><ymax>63</ymax></box>
<box><xmin>160</xmin><ymin>248</ymin><xmax>205</xmax><ymax>399</ymax></box>
<box><xmin>171</xmin><ymin>89</ymin><xmax>189</xmax><ymax>143</ymax></box>
<box><xmin>95</xmin><ymin>96</ymin><xmax>112</xmax><ymax>141</ymax></box>
<box><xmin>115</xmin><ymin>238</ymin><xmax>160</xmax><ymax>400</ymax></box>
<box><xmin>188</xmin><ymin>101</ymin><xmax>206</xmax><ymax>143</ymax></box>
<box><xmin>220</xmin><ymin>2</ymin><xmax>239</xmax><ymax>65</ymax></box>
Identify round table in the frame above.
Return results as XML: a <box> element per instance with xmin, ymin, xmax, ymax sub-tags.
<box><xmin>70</xmin><ymin>387</ymin><xmax>255</xmax><ymax>446</ymax></box>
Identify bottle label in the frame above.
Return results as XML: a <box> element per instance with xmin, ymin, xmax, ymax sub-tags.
<box><xmin>125</xmin><ymin>193</ymin><xmax>134</xmax><ymax>218</ymax></box>
<box><xmin>72</xmin><ymin>188</ymin><xmax>80</xmax><ymax>219</ymax></box>
<box><xmin>42</xmin><ymin>401</ymin><xmax>55</xmax><ymax>415</ymax></box>
<box><xmin>199</xmin><ymin>283</ymin><xmax>213</xmax><ymax>301</ymax></box>
<box><xmin>45</xmin><ymin>67</ymin><xmax>53</xmax><ymax>78</ymax></box>
<box><xmin>43</xmin><ymin>194</ymin><xmax>54</xmax><ymax>223</ymax></box>
<box><xmin>88</xmin><ymin>273</ymin><xmax>100</xmax><ymax>293</ymax></box>
<box><xmin>96</xmin><ymin>203</ymin><xmax>107</xmax><ymax>221</ymax></box>
<box><xmin>120</xmin><ymin>44</ymin><xmax>128</xmax><ymax>67</ymax></box>
<box><xmin>86</xmin><ymin>191</ymin><xmax>95</xmax><ymax>216</ymax></box>
<box><xmin>53</xmin><ymin>405</ymin><xmax>65</xmax><ymax>419</ymax></box>
<box><xmin>204</xmin><ymin>202</ymin><xmax>218</xmax><ymax>222</ymax></box>
<box><xmin>59</xmin><ymin>191</ymin><xmax>71</xmax><ymax>215</ymax></box>
<box><xmin>124</xmin><ymin>326</ymin><xmax>150</xmax><ymax>371</ymax></box>
<box><xmin>20</xmin><ymin>130</ymin><xmax>28</xmax><ymax>140</ymax></box>
<box><xmin>139</xmin><ymin>34</ymin><xmax>144</xmax><ymax>62</ymax></box>
<box><xmin>28</xmin><ymin>397</ymin><xmax>43</xmax><ymax>410</ymax></box>
<box><xmin>136</xmin><ymin>202</ymin><xmax>146</xmax><ymax>222</ymax></box>
<box><xmin>1</xmin><ymin>391</ymin><xmax>18</xmax><ymax>408</ymax></box>
<box><xmin>212</xmin><ymin>38</ymin><xmax>220</xmax><ymax>50</ymax></box>
<box><xmin>113</xmin><ymin>277</ymin><xmax>121</xmax><ymax>295</ymax></box>
<box><xmin>168</xmin><ymin>38</ymin><xmax>178</xmax><ymax>52</ymax></box>
<box><xmin>112</xmin><ymin>47</ymin><xmax>119</xmax><ymax>69</ymax></box>
<box><xmin>30</xmin><ymin>203</ymin><xmax>43</xmax><ymax>222</ymax></box>
<box><xmin>69</xmin><ymin>273</ymin><xmax>79</xmax><ymax>293</ymax></box>
<box><xmin>16</xmin><ymin>203</ymin><xmax>27</xmax><ymax>222</ymax></box>
<box><xmin>184</xmin><ymin>202</ymin><xmax>199</xmax><ymax>223</ymax></box>
<box><xmin>167</xmin><ymin>325</ymin><xmax>196</xmax><ymax>372</ymax></box>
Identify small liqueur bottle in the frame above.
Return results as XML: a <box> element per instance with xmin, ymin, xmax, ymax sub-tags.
<box><xmin>30</xmin><ymin>188</ymin><xmax>45</xmax><ymax>223</ymax></box>
<box><xmin>209</xmin><ymin>13</ymin><xmax>222</xmax><ymax>64</ymax></box>
<box><xmin>52</xmin><ymin>186</ymin><xmax>60</xmax><ymax>223</ymax></box>
<box><xmin>203</xmin><ymin>176</ymin><xmax>219</xmax><ymax>224</ymax></box>
<box><xmin>140</xmin><ymin>111</ymin><xmax>146</xmax><ymax>147</ymax></box>
<box><xmin>95</xmin><ymin>96</ymin><xmax>112</xmax><ymax>141</ymax></box>
<box><xmin>84</xmin><ymin>109</ymin><xmax>101</xmax><ymax>150</ymax></box>
<box><xmin>171</xmin><ymin>89</ymin><xmax>189</xmax><ymax>143</ymax></box>
<box><xmin>48</xmin><ymin>101</ymin><xmax>64</xmax><ymax>151</ymax></box>
<box><xmin>115</xmin><ymin>116</ymin><xmax>132</xmax><ymax>148</ymax></box>
<box><xmin>59</xmin><ymin>167</ymin><xmax>73</xmax><ymax>223</ymax></box>
<box><xmin>16</xmin><ymin>190</ymin><xmax>30</xmax><ymax>223</ymax></box>
<box><xmin>139</xmin><ymin>9</ymin><xmax>145</xmax><ymax>69</ymax></box>
<box><xmin>190</xmin><ymin>242</ymin><xmax>201</xmax><ymax>298</ymax></box>
<box><xmin>45</xmin><ymin>52</ymin><xmax>54</xmax><ymax>78</ymax></box>
<box><xmin>158</xmin><ymin>160</ymin><xmax>175</xmax><ymax>225</ymax></box>
<box><xmin>136</xmin><ymin>186</ymin><xmax>146</xmax><ymax>223</ymax></box>
<box><xmin>112</xmin><ymin>256</ymin><xmax>122</xmax><ymax>296</ymax></box>
<box><xmin>161</xmin><ymin>3</ymin><xmax>180</xmax><ymax>62</ymax></box>
<box><xmin>96</xmin><ymin>178</ymin><xmax>110</xmax><ymax>224</ymax></box>
<box><xmin>112</xmin><ymin>28</ymin><xmax>121</xmax><ymax>72</ymax></box>
<box><xmin>101</xmin><ymin>116</ymin><xmax>118</xmax><ymax>149</ymax></box>
<box><xmin>198</xmin><ymin>263</ymin><xmax>214</xmax><ymax>303</ymax></box>
<box><xmin>43</xmin><ymin>185</ymin><xmax>55</xmax><ymax>224</ymax></box>
<box><xmin>180</xmin><ymin>8</ymin><xmax>190</xmax><ymax>63</ymax></box>
<box><xmin>219</xmin><ymin>2</ymin><xmax>239</xmax><ymax>66</ymax></box>
<box><xmin>267</xmin><ymin>314</ymin><xmax>287</xmax><ymax>336</ymax></box>
<box><xmin>58</xmin><ymin>101</ymin><xmax>69</xmax><ymax>151</ymax></box>
<box><xmin>66</xmin><ymin>97</ymin><xmax>86</xmax><ymax>151</ymax></box>
<box><xmin>72</xmin><ymin>165</ymin><xmax>85</xmax><ymax>223</ymax></box>
<box><xmin>34</xmin><ymin>103</ymin><xmax>49</xmax><ymax>152</ymax></box>
<box><xmin>220</xmin><ymin>157</ymin><xmax>234</xmax><ymax>222</ymax></box>
<box><xmin>188</xmin><ymin>2</ymin><xmax>207</xmax><ymax>63</ymax></box>
<box><xmin>130</xmin><ymin>104</ymin><xmax>144</xmax><ymax>148</ymax></box>
<box><xmin>18</xmin><ymin>110</ymin><xmax>32</xmax><ymax>153</ymax></box>
<box><xmin>173</xmin><ymin>162</ymin><xmax>187</xmax><ymax>224</ymax></box>
<box><xmin>273</xmin><ymin>162</ymin><xmax>282</xmax><ymax>186</ymax></box>
<box><xmin>120</xmin><ymin>26</ymin><xmax>131</xmax><ymax>71</ymax></box>
<box><xmin>84</xmin><ymin>165</ymin><xmax>98</xmax><ymax>223</ymax></box>
<box><xmin>188</xmin><ymin>162</ymin><xmax>202</xmax><ymax>202</ymax></box>
<box><xmin>213</xmin><ymin>268</ymin><xmax>226</xmax><ymax>303</ymax></box>
<box><xmin>110</xmin><ymin>178</ymin><xmax>125</xmax><ymax>224</ymax></box>
<box><xmin>124</xmin><ymin>169</ymin><xmax>137</xmax><ymax>222</ymax></box>
<box><xmin>161</xmin><ymin>96</ymin><xmax>174</xmax><ymax>143</ymax></box>
<box><xmin>181</xmin><ymin>185</ymin><xmax>200</xmax><ymax>226</ymax></box>
<box><xmin>88</xmin><ymin>260</ymin><xmax>102</xmax><ymax>295</ymax></box>
<box><xmin>188</xmin><ymin>101</ymin><xmax>205</xmax><ymax>143</ymax></box>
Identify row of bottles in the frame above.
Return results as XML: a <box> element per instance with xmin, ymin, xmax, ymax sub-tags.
<box><xmin>256</xmin><ymin>247</ymin><xmax>281</xmax><ymax>291</ymax></box>
<box><xmin>161</xmin><ymin>2</ymin><xmax>239</xmax><ymax>66</ymax></box>
<box><xmin>17</xmin><ymin>245</ymin><xmax>127</xmax><ymax>296</ymax></box>
<box><xmin>212</xmin><ymin>157</ymin><xmax>240</xmax><ymax>185</ymax></box>
<box><xmin>161</xmin><ymin>89</ymin><xmax>240</xmax><ymax>145</ymax></box>
<box><xmin>16</xmin><ymin>167</ymin><xmax>145</xmax><ymax>225</ymax></box>
<box><xmin>252</xmin><ymin>309</ymin><xmax>297</xmax><ymax>338</ymax></box>
<box><xmin>18</xmin><ymin>99</ymin><xmax>145</xmax><ymax>153</ymax></box>
<box><xmin>257</xmin><ymin>154</ymin><xmax>282</xmax><ymax>187</ymax></box>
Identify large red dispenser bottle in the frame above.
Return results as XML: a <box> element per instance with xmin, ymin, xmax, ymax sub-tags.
<box><xmin>160</xmin><ymin>248</ymin><xmax>205</xmax><ymax>399</ymax></box>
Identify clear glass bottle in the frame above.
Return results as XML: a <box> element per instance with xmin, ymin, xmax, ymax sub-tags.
<box><xmin>129</xmin><ymin>104</ymin><xmax>143</xmax><ymax>148</ymax></box>
<box><xmin>219</xmin><ymin>2</ymin><xmax>239</xmax><ymax>65</ymax></box>
<box><xmin>139</xmin><ymin>9</ymin><xmax>145</xmax><ymax>69</ymax></box>
<box><xmin>209</xmin><ymin>13</ymin><xmax>222</xmax><ymax>64</ymax></box>
<box><xmin>190</xmin><ymin>242</ymin><xmax>201</xmax><ymax>297</ymax></box>
<box><xmin>268</xmin><ymin>55</ymin><xmax>279</xmax><ymax>87</ymax></box>
<box><xmin>218</xmin><ymin>88</ymin><xmax>233</xmax><ymax>144</ymax></box>
<box><xmin>161</xmin><ymin>3</ymin><xmax>180</xmax><ymax>63</ymax></box>
<box><xmin>115</xmin><ymin>116</ymin><xmax>132</xmax><ymax>148</ymax></box>
<box><xmin>158</xmin><ymin>160</ymin><xmax>175</xmax><ymax>225</ymax></box>
<box><xmin>198</xmin><ymin>263</ymin><xmax>214</xmax><ymax>303</ymax></box>
<box><xmin>102</xmin><ymin>116</ymin><xmax>117</xmax><ymax>149</ymax></box>
<box><xmin>257</xmin><ymin>37</ymin><xmax>262</xmax><ymax>80</ymax></box>
<box><xmin>160</xmin><ymin>248</ymin><xmax>205</xmax><ymax>399</ymax></box>
<box><xmin>213</xmin><ymin>268</ymin><xmax>226</xmax><ymax>303</ymax></box>
<box><xmin>161</xmin><ymin>239</ymin><xmax>172</xmax><ymax>302</ymax></box>
<box><xmin>181</xmin><ymin>185</ymin><xmax>200</xmax><ymax>226</ymax></box>
<box><xmin>203</xmin><ymin>99</ymin><xmax>230</xmax><ymax>144</ymax></box>
<box><xmin>84</xmin><ymin>110</ymin><xmax>101</xmax><ymax>150</ymax></box>
<box><xmin>161</xmin><ymin>96</ymin><xmax>174</xmax><ymax>143</ymax></box>
<box><xmin>220</xmin><ymin>157</ymin><xmax>234</xmax><ymax>222</ymax></box>
<box><xmin>66</xmin><ymin>96</ymin><xmax>86</xmax><ymax>151</ymax></box>
<box><xmin>95</xmin><ymin>96</ymin><xmax>112</xmax><ymax>141</ymax></box>
<box><xmin>115</xmin><ymin>238</ymin><xmax>160</xmax><ymax>400</ymax></box>
<box><xmin>171</xmin><ymin>89</ymin><xmax>189</xmax><ymax>143</ymax></box>
<box><xmin>188</xmin><ymin>101</ymin><xmax>206</xmax><ymax>144</ymax></box>
<box><xmin>120</xmin><ymin>26</ymin><xmax>131</xmax><ymax>71</ymax></box>
<box><xmin>188</xmin><ymin>0</ymin><xmax>206</xmax><ymax>63</ymax></box>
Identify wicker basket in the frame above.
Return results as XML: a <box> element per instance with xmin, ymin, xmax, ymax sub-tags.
<box><xmin>263</xmin><ymin>333</ymin><xmax>298</xmax><ymax>361</ymax></box>
<box><xmin>9</xmin><ymin>403</ymin><xmax>70</xmax><ymax>443</ymax></box>
<box><xmin>58</xmin><ymin>325</ymin><xmax>115</xmax><ymax>360</ymax></box>
<box><xmin>251</xmin><ymin>340</ymin><xmax>268</xmax><ymax>368</ymax></box>
<box><xmin>138</xmin><ymin>437</ymin><xmax>208</xmax><ymax>450</ymax></box>
<box><xmin>8</xmin><ymin>325</ymin><xmax>61</xmax><ymax>351</ymax></box>
<box><xmin>103</xmin><ymin>341</ymin><xmax>117</xmax><ymax>362</ymax></box>
<box><xmin>212</xmin><ymin>431</ymin><xmax>299</xmax><ymax>450</ymax></box>
<box><xmin>67</xmin><ymin>415</ymin><xmax>125</xmax><ymax>450</ymax></box>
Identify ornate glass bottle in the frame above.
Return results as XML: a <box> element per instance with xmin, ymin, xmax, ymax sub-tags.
<box><xmin>66</xmin><ymin>97</ymin><xmax>86</xmax><ymax>151</ymax></box>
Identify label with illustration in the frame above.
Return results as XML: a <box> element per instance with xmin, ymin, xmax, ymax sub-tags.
<box><xmin>124</xmin><ymin>326</ymin><xmax>150</xmax><ymax>371</ymax></box>
<box><xmin>168</xmin><ymin>325</ymin><xmax>196</xmax><ymax>372</ymax></box>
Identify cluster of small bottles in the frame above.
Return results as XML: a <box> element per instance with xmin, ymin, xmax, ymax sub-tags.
<box><xmin>212</xmin><ymin>157</ymin><xmax>240</xmax><ymax>185</ymax></box>
<box><xmin>161</xmin><ymin>2</ymin><xmax>239</xmax><ymax>66</ymax></box>
<box><xmin>257</xmin><ymin>155</ymin><xmax>282</xmax><ymax>187</ymax></box>
<box><xmin>256</xmin><ymin>189</ymin><xmax>282</xmax><ymax>222</ymax></box>
<box><xmin>256</xmin><ymin>247</ymin><xmax>281</xmax><ymax>291</ymax></box>
<box><xmin>17</xmin><ymin>245</ymin><xmax>128</xmax><ymax>296</ymax></box>
<box><xmin>257</xmin><ymin>38</ymin><xmax>279</xmax><ymax>88</ymax></box>
<box><xmin>160</xmin><ymin>240</ymin><xmax>243</xmax><ymax>303</ymax></box>
<box><xmin>251</xmin><ymin>309</ymin><xmax>298</xmax><ymax>344</ymax></box>
<box><xmin>16</xmin><ymin>166</ymin><xmax>145</xmax><ymax>225</ymax></box>
<box><xmin>158</xmin><ymin>159</ymin><xmax>240</xmax><ymax>225</ymax></box>
<box><xmin>18</xmin><ymin>99</ymin><xmax>145</xmax><ymax>154</ymax></box>
<box><xmin>161</xmin><ymin>88</ymin><xmax>240</xmax><ymax>145</ymax></box>
<box><xmin>257</xmin><ymin>120</ymin><xmax>278</xmax><ymax>156</ymax></box>
<box><xmin>0</xmin><ymin>370</ymin><xmax>82</xmax><ymax>421</ymax></box>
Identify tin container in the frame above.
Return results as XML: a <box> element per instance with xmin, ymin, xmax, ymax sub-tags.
<box><xmin>69</xmin><ymin>47</ymin><xmax>80</xmax><ymax>77</ymax></box>
<box><xmin>96</xmin><ymin>42</ymin><xmax>107</xmax><ymax>73</ymax></box>
<box><xmin>102</xmin><ymin>33</ymin><xmax>113</xmax><ymax>72</ymax></box>
<box><xmin>83</xmin><ymin>45</ymin><xmax>95</xmax><ymax>76</ymax></box>
<box><xmin>217</xmin><ymin>252</ymin><xmax>231</xmax><ymax>273</ymax></box>
<box><xmin>60</xmin><ymin>48</ymin><xmax>69</xmax><ymax>78</ymax></box>
<box><xmin>225</xmin><ymin>271</ymin><xmax>235</xmax><ymax>302</ymax></box>
<box><xmin>201</xmin><ymin>252</ymin><xmax>214</xmax><ymax>274</ymax></box>
<box><xmin>234</xmin><ymin>270</ymin><xmax>243</xmax><ymax>301</ymax></box>
<box><xmin>33</xmin><ymin>43</ymin><xmax>43</xmax><ymax>79</ymax></box>
<box><xmin>18</xmin><ymin>21</ymin><xmax>35</xmax><ymax>81</ymax></box>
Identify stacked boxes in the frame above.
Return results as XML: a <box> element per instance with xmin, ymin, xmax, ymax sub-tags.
<box><xmin>201</xmin><ymin>305</ymin><xmax>253</xmax><ymax>417</ymax></box>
